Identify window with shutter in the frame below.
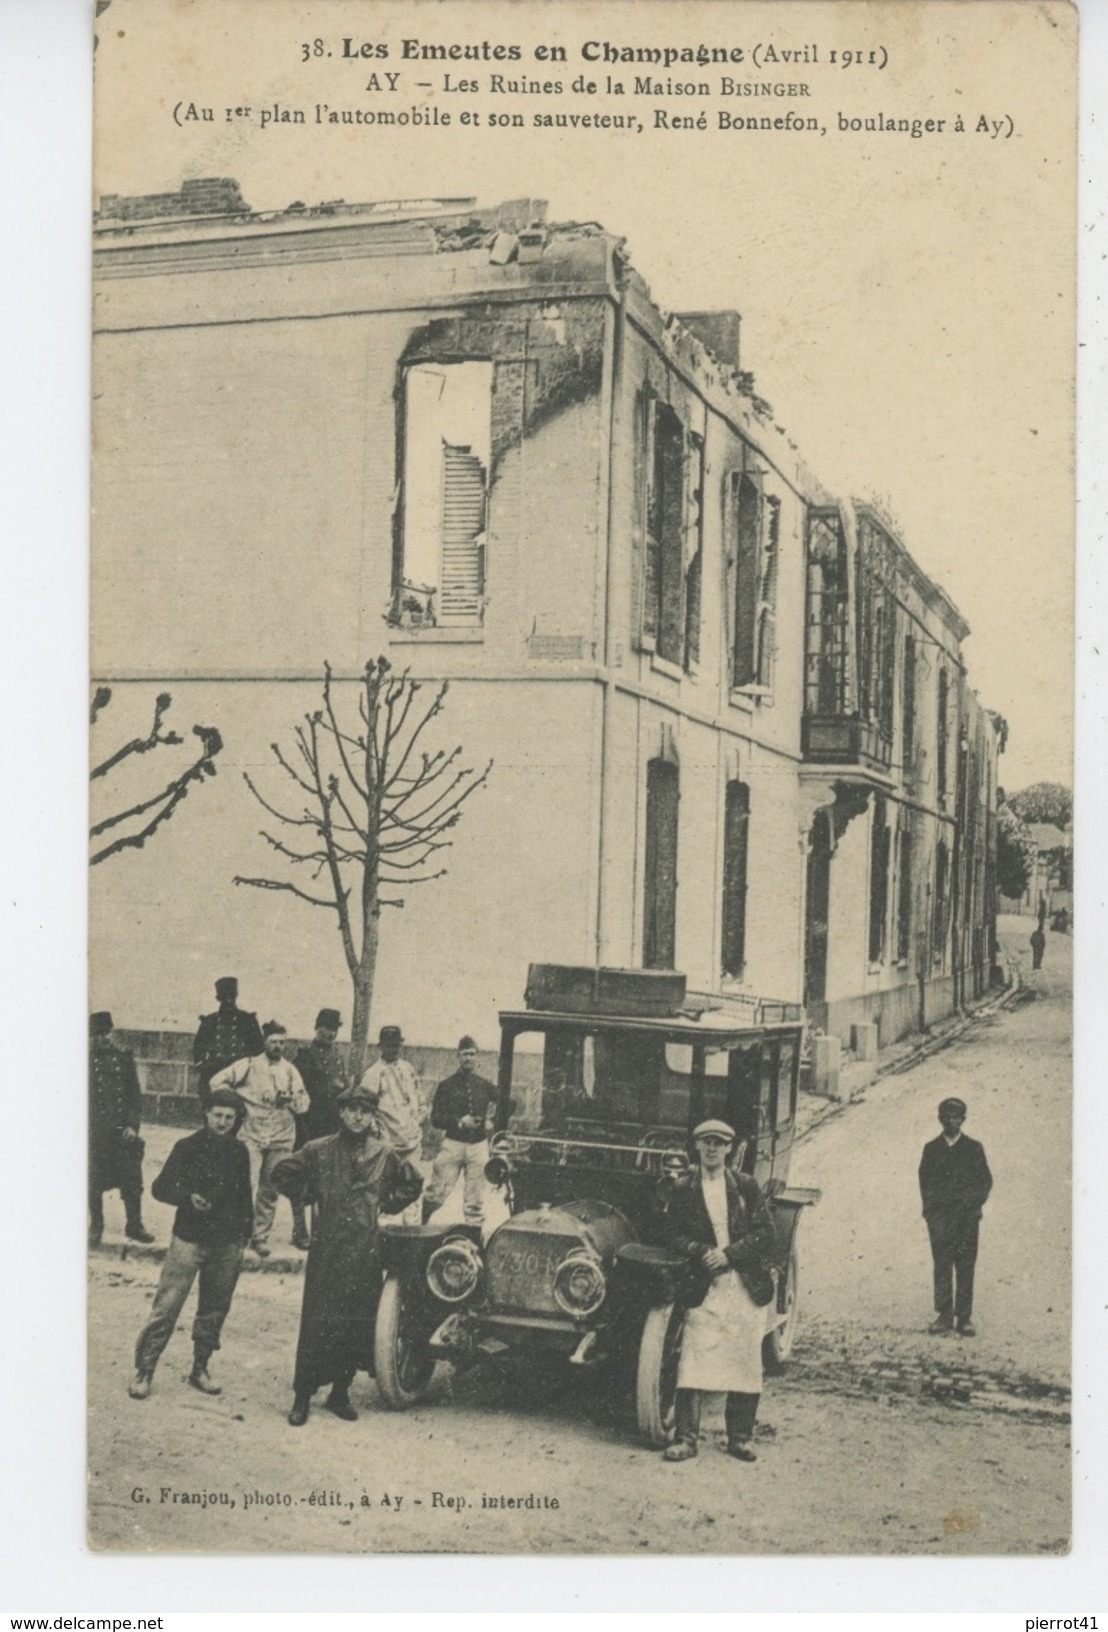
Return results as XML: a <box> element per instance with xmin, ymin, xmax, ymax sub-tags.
<box><xmin>643</xmin><ymin>758</ymin><xmax>680</xmax><ymax>970</ymax></box>
<box><xmin>721</xmin><ymin>780</ymin><xmax>750</xmax><ymax>978</ymax></box>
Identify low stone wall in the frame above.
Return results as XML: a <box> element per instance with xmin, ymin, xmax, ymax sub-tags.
<box><xmin>114</xmin><ymin>1029</ymin><xmax>501</xmax><ymax>1131</ymax></box>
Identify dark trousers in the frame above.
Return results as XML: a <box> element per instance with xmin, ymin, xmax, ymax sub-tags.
<box><xmin>674</xmin><ymin>1388</ymin><xmax>760</xmax><ymax>1446</ymax></box>
<box><xmin>134</xmin><ymin>1236</ymin><xmax>244</xmax><ymax>1374</ymax></box>
<box><xmin>927</xmin><ymin>1216</ymin><xmax>980</xmax><ymax>1324</ymax></box>
<box><xmin>89</xmin><ymin>1137</ymin><xmax>144</xmax><ymax>1232</ymax></box>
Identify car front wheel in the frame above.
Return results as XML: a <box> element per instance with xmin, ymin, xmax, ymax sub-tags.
<box><xmin>635</xmin><ymin>1302</ymin><xmax>683</xmax><ymax>1448</ymax></box>
<box><xmin>374</xmin><ymin>1273</ymin><xmax>437</xmax><ymax>1408</ymax></box>
<box><xmin>762</xmin><ymin>1239</ymin><xmax>800</xmax><ymax>1373</ymax></box>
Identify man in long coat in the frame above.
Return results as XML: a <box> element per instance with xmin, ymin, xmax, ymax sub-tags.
<box><xmin>192</xmin><ymin>976</ymin><xmax>264</xmax><ymax>1110</ymax></box>
<box><xmin>290</xmin><ymin>1006</ymin><xmax>350</xmax><ymax>1249</ymax></box>
<box><xmin>274</xmin><ymin>1081</ymin><xmax>423</xmax><ymax>1426</ymax></box>
<box><xmin>919</xmin><ymin>1096</ymin><xmax>993</xmax><ymax>1336</ymax></box>
<box><xmin>661</xmin><ymin>1120</ymin><xmax>777</xmax><ymax>1463</ymax></box>
<box><xmin>89</xmin><ymin>1011</ymin><xmax>153</xmax><ymax>1246</ymax></box>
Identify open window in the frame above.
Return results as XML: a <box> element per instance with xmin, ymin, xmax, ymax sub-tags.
<box><xmin>397</xmin><ymin>361</ymin><xmax>492</xmax><ymax>628</ymax></box>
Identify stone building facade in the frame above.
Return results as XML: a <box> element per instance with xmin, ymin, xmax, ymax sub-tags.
<box><xmin>91</xmin><ymin>183</ymin><xmax>1000</xmax><ymax>1074</ymax></box>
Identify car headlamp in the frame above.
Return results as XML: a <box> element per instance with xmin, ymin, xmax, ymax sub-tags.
<box><xmin>425</xmin><ymin>1237</ymin><xmax>483</xmax><ymax>1304</ymax></box>
<box><xmin>552</xmin><ymin>1251</ymin><xmax>606</xmax><ymax>1317</ymax></box>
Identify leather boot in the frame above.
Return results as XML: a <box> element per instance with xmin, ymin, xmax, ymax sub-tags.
<box><xmin>189</xmin><ymin>1350</ymin><xmax>222</xmax><ymax>1395</ymax></box>
<box><xmin>287</xmin><ymin>1392</ymin><xmax>311</xmax><ymax>1427</ymax></box>
<box><xmin>128</xmin><ymin>1370</ymin><xmax>154</xmax><ymax>1400</ymax></box>
<box><xmin>725</xmin><ymin>1392</ymin><xmax>759</xmax><ymax>1461</ymax></box>
<box><xmin>325</xmin><ymin>1383</ymin><xmax>358</xmax><ymax>1422</ymax></box>
<box><xmin>663</xmin><ymin>1389</ymin><xmax>701</xmax><ymax>1461</ymax></box>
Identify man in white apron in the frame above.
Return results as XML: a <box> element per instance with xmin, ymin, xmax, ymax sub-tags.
<box><xmin>662</xmin><ymin>1119</ymin><xmax>777</xmax><ymax>1463</ymax></box>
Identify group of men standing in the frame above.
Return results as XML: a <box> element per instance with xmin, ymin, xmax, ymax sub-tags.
<box><xmin>92</xmin><ymin>975</ymin><xmax>499</xmax><ymax>1423</ymax></box>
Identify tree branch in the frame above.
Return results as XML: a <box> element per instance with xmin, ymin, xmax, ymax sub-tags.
<box><xmin>233</xmin><ymin>875</ymin><xmax>342</xmax><ymax>911</ymax></box>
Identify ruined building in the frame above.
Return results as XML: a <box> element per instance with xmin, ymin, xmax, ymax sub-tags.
<box><xmin>91</xmin><ymin>183</ymin><xmax>1000</xmax><ymax>1064</ymax></box>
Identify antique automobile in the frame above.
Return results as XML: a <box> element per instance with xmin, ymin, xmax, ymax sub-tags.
<box><xmin>373</xmin><ymin>964</ymin><xmax>820</xmax><ymax>1445</ymax></box>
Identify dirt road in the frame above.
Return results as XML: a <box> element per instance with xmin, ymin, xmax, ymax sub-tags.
<box><xmin>88</xmin><ymin>926</ymin><xmax>1070</xmax><ymax>1556</ymax></box>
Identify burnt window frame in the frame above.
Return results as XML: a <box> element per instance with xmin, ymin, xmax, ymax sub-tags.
<box><xmin>721</xmin><ymin>779</ymin><xmax>751</xmax><ymax>980</ymax></box>
<box><xmin>641</xmin><ymin>398</ymin><xmax>687</xmax><ymax>667</ymax></box>
<box><xmin>643</xmin><ymin>757</ymin><xmax>680</xmax><ymax>970</ymax></box>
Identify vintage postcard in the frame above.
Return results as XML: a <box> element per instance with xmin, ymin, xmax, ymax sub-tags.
<box><xmin>88</xmin><ymin>0</ymin><xmax>1076</xmax><ymax>1556</ymax></box>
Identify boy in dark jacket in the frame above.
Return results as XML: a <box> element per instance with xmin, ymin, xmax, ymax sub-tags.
<box><xmin>128</xmin><ymin>1090</ymin><xmax>253</xmax><ymax>1399</ymax></box>
<box><xmin>919</xmin><ymin>1096</ymin><xmax>993</xmax><ymax>1336</ymax></box>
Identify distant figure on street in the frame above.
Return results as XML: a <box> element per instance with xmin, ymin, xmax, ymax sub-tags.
<box><xmin>192</xmin><ymin>976</ymin><xmax>264</xmax><ymax>1110</ymax></box>
<box><xmin>361</xmin><ymin>1024</ymin><xmax>425</xmax><ymax>1225</ymax></box>
<box><xmin>128</xmin><ymin>1089</ymin><xmax>253</xmax><ymax>1401</ymax></box>
<box><xmin>89</xmin><ymin>1011</ymin><xmax>153</xmax><ymax>1246</ymax></box>
<box><xmin>210</xmin><ymin>1021</ymin><xmax>309</xmax><ymax>1257</ymax></box>
<box><xmin>274</xmin><ymin>1082</ymin><xmax>423</xmax><ymax>1426</ymax></box>
<box><xmin>423</xmin><ymin>1035</ymin><xmax>496</xmax><ymax>1228</ymax></box>
<box><xmin>919</xmin><ymin>1096</ymin><xmax>993</xmax><ymax>1337</ymax></box>
<box><xmin>660</xmin><ymin>1120</ymin><xmax>777</xmax><ymax>1463</ymax></box>
<box><xmin>1030</xmin><ymin>926</ymin><xmax>1046</xmax><ymax>969</ymax></box>
<box><xmin>291</xmin><ymin>1007</ymin><xmax>350</xmax><ymax>1248</ymax></box>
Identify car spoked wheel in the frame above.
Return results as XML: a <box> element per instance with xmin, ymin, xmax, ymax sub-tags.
<box><xmin>374</xmin><ymin>1274</ymin><xmax>437</xmax><ymax>1408</ymax></box>
<box><xmin>636</xmin><ymin>1301</ymin><xmax>683</xmax><ymax>1448</ymax></box>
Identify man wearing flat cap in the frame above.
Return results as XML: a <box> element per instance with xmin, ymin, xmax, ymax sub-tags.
<box><xmin>89</xmin><ymin>1011</ymin><xmax>153</xmax><ymax>1246</ymax></box>
<box><xmin>660</xmin><ymin>1120</ymin><xmax>777</xmax><ymax>1463</ymax></box>
<box><xmin>424</xmin><ymin>1035</ymin><xmax>497</xmax><ymax>1228</ymax></box>
<box><xmin>360</xmin><ymin>1025</ymin><xmax>425</xmax><ymax>1225</ymax></box>
<box><xmin>919</xmin><ymin>1097</ymin><xmax>993</xmax><ymax>1336</ymax></box>
<box><xmin>129</xmin><ymin>1089</ymin><xmax>253</xmax><ymax>1400</ymax></box>
<box><xmin>291</xmin><ymin>1008</ymin><xmax>351</xmax><ymax>1248</ymax></box>
<box><xmin>192</xmin><ymin>977</ymin><xmax>264</xmax><ymax>1111</ymax></box>
<box><xmin>210</xmin><ymin>1022</ymin><xmax>309</xmax><ymax>1257</ymax></box>
<box><xmin>274</xmin><ymin>1081</ymin><xmax>423</xmax><ymax>1426</ymax></box>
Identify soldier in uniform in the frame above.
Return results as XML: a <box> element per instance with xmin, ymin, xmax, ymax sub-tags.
<box><xmin>290</xmin><ymin>1007</ymin><xmax>350</xmax><ymax>1250</ymax></box>
<box><xmin>192</xmin><ymin>976</ymin><xmax>264</xmax><ymax>1110</ymax></box>
<box><xmin>89</xmin><ymin>1011</ymin><xmax>153</xmax><ymax>1246</ymax></box>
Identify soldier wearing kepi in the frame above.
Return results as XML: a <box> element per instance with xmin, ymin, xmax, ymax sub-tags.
<box><xmin>192</xmin><ymin>976</ymin><xmax>264</xmax><ymax>1111</ymax></box>
<box><xmin>128</xmin><ymin>1089</ymin><xmax>253</xmax><ymax>1400</ymax></box>
<box><xmin>291</xmin><ymin>1007</ymin><xmax>350</xmax><ymax>1249</ymax></box>
<box><xmin>423</xmin><ymin>1035</ymin><xmax>496</xmax><ymax>1229</ymax></box>
<box><xmin>274</xmin><ymin>1081</ymin><xmax>423</xmax><ymax>1427</ymax></box>
<box><xmin>88</xmin><ymin>1011</ymin><xmax>153</xmax><ymax>1246</ymax></box>
<box><xmin>919</xmin><ymin>1096</ymin><xmax>993</xmax><ymax>1337</ymax></box>
<box><xmin>661</xmin><ymin>1120</ymin><xmax>777</xmax><ymax>1464</ymax></box>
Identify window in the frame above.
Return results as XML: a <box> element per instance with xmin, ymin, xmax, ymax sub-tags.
<box><xmin>937</xmin><ymin>666</ymin><xmax>950</xmax><ymax>804</ymax></box>
<box><xmin>755</xmin><ymin>495</ymin><xmax>780</xmax><ymax>689</ymax></box>
<box><xmin>721</xmin><ymin>780</ymin><xmax>751</xmax><ymax>978</ymax></box>
<box><xmin>902</xmin><ymin>633</ymin><xmax>917</xmax><ymax>766</ymax></box>
<box><xmin>398</xmin><ymin>361</ymin><xmax>492</xmax><ymax>628</ymax></box>
<box><xmin>933</xmin><ymin>838</ymin><xmax>949</xmax><ymax>960</ymax></box>
<box><xmin>643</xmin><ymin>758</ymin><xmax>680</xmax><ymax>969</ymax></box>
<box><xmin>643</xmin><ymin>400</ymin><xmax>686</xmax><ymax>665</ymax></box>
<box><xmin>868</xmin><ymin>795</ymin><xmax>891</xmax><ymax>964</ymax></box>
<box><xmin>805</xmin><ymin>508</ymin><xmax>850</xmax><ymax>713</ymax></box>
<box><xmin>732</xmin><ymin>475</ymin><xmax>761</xmax><ymax>687</ymax></box>
<box><xmin>683</xmin><ymin>434</ymin><xmax>704</xmax><ymax>672</ymax></box>
<box><xmin>895</xmin><ymin>819</ymin><xmax>913</xmax><ymax>963</ymax></box>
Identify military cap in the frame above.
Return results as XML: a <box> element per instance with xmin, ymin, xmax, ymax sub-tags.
<box><xmin>336</xmin><ymin>1081</ymin><xmax>379</xmax><ymax>1106</ymax></box>
<box><xmin>214</xmin><ymin>976</ymin><xmax>239</xmax><ymax>999</ymax></box>
<box><xmin>938</xmin><ymin>1097</ymin><xmax>967</xmax><ymax>1116</ymax></box>
<box><xmin>89</xmin><ymin>1011</ymin><xmax>114</xmax><ymax>1036</ymax></box>
<box><xmin>379</xmin><ymin>1024</ymin><xmax>403</xmax><ymax>1044</ymax></box>
<box><xmin>692</xmin><ymin>1119</ymin><xmax>737</xmax><ymax>1142</ymax></box>
<box><xmin>458</xmin><ymin>1034</ymin><xmax>478</xmax><ymax>1051</ymax></box>
<box><xmin>315</xmin><ymin>1008</ymin><xmax>342</xmax><ymax>1031</ymax></box>
<box><xmin>261</xmin><ymin>1020</ymin><xmax>287</xmax><ymax>1038</ymax></box>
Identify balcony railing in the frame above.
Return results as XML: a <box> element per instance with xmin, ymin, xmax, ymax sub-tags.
<box><xmin>801</xmin><ymin>712</ymin><xmax>892</xmax><ymax>772</ymax></box>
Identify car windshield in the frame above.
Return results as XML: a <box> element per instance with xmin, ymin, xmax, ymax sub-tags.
<box><xmin>505</xmin><ymin>1025</ymin><xmax>699</xmax><ymax>1144</ymax></box>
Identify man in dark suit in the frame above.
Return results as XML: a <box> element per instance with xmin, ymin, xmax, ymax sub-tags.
<box><xmin>192</xmin><ymin>976</ymin><xmax>264</xmax><ymax>1110</ymax></box>
<box><xmin>89</xmin><ymin>1011</ymin><xmax>153</xmax><ymax>1246</ymax></box>
<box><xmin>919</xmin><ymin>1096</ymin><xmax>993</xmax><ymax>1337</ymax></box>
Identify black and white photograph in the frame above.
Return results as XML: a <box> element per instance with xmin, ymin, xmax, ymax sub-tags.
<box><xmin>80</xmin><ymin>0</ymin><xmax>1078</xmax><ymax>1562</ymax></box>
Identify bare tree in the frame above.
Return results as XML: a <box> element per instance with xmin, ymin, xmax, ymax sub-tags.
<box><xmin>90</xmin><ymin>687</ymin><xmax>223</xmax><ymax>865</ymax></box>
<box><xmin>233</xmin><ymin>659</ymin><xmax>492</xmax><ymax>1075</ymax></box>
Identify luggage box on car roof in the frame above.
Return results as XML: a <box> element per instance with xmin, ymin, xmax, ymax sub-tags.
<box><xmin>524</xmin><ymin>963</ymin><xmax>687</xmax><ymax>1018</ymax></box>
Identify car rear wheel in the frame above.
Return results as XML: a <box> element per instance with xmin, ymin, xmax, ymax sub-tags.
<box><xmin>374</xmin><ymin>1273</ymin><xmax>437</xmax><ymax>1408</ymax></box>
<box><xmin>636</xmin><ymin>1302</ymin><xmax>683</xmax><ymax>1448</ymax></box>
<box><xmin>762</xmin><ymin>1239</ymin><xmax>800</xmax><ymax>1373</ymax></box>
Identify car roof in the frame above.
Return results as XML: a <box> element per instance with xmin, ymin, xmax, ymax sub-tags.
<box><xmin>498</xmin><ymin>1009</ymin><xmax>803</xmax><ymax>1047</ymax></box>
